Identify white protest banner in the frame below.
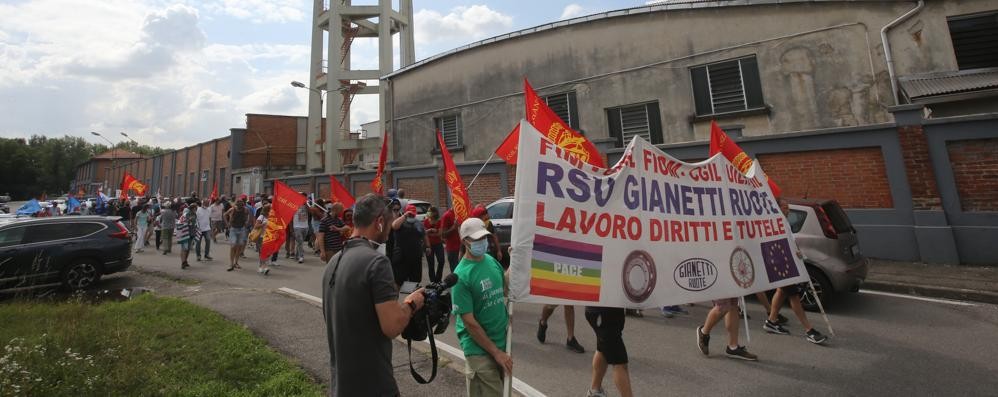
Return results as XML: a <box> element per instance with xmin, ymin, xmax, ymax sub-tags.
<box><xmin>508</xmin><ymin>120</ymin><xmax>809</xmax><ymax>308</ymax></box>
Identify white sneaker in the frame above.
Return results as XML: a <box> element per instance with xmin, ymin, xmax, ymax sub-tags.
<box><xmin>586</xmin><ymin>389</ymin><xmax>607</xmax><ymax>397</ymax></box>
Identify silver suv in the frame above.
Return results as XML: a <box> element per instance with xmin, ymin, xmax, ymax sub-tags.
<box><xmin>486</xmin><ymin>197</ymin><xmax>868</xmax><ymax>310</ymax></box>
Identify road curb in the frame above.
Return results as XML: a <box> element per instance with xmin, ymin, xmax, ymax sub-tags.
<box><xmin>863</xmin><ymin>280</ymin><xmax>998</xmax><ymax>305</ymax></box>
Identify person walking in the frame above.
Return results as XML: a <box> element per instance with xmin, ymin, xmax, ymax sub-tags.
<box><xmin>697</xmin><ymin>298</ymin><xmax>758</xmax><ymax>360</ymax></box>
<box><xmin>292</xmin><ymin>198</ymin><xmax>310</xmax><ymax>263</ymax></box>
<box><xmin>195</xmin><ymin>199</ymin><xmax>213</xmax><ymax>261</ymax></box>
<box><xmin>451</xmin><ymin>217</ymin><xmax>511</xmax><ymax>397</ymax></box>
<box><xmin>317</xmin><ymin>202</ymin><xmax>345</xmax><ymax>263</ymax></box>
<box><xmin>224</xmin><ymin>197</ymin><xmax>252</xmax><ymax>271</ymax></box>
<box><xmin>160</xmin><ymin>202</ymin><xmax>177</xmax><ymax>255</ymax></box>
<box><xmin>176</xmin><ymin>204</ymin><xmax>196</xmax><ymax>269</ymax></box>
<box><xmin>390</xmin><ymin>204</ymin><xmax>426</xmax><ymax>286</ymax></box>
<box><xmin>210</xmin><ymin>198</ymin><xmax>225</xmax><ymax>243</ymax></box>
<box><xmin>441</xmin><ymin>208</ymin><xmax>462</xmax><ymax>273</ymax></box>
<box><xmin>255</xmin><ymin>204</ymin><xmax>274</xmax><ymax>275</ymax></box>
<box><xmin>423</xmin><ymin>207</ymin><xmax>446</xmax><ymax>283</ymax></box>
<box><xmin>134</xmin><ymin>204</ymin><xmax>151</xmax><ymax>253</ymax></box>
<box><xmin>537</xmin><ymin>305</ymin><xmax>586</xmax><ymax>354</ymax></box>
<box><xmin>471</xmin><ymin>205</ymin><xmax>503</xmax><ymax>264</ymax></box>
<box><xmin>153</xmin><ymin>208</ymin><xmax>162</xmax><ymax>251</ymax></box>
<box><xmin>585</xmin><ymin>306</ymin><xmax>633</xmax><ymax>397</ymax></box>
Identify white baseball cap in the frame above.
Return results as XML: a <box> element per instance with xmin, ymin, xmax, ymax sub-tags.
<box><xmin>460</xmin><ymin>217</ymin><xmax>491</xmax><ymax>240</ymax></box>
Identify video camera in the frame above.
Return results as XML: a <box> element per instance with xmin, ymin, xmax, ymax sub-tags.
<box><xmin>401</xmin><ymin>273</ymin><xmax>458</xmax><ymax>384</ymax></box>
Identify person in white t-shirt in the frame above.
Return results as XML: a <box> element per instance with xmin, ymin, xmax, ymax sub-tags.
<box><xmin>209</xmin><ymin>200</ymin><xmax>225</xmax><ymax>243</ymax></box>
<box><xmin>195</xmin><ymin>199</ymin><xmax>213</xmax><ymax>261</ymax></box>
<box><xmin>292</xmin><ymin>202</ymin><xmax>310</xmax><ymax>263</ymax></box>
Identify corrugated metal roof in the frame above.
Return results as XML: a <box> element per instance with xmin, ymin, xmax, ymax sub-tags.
<box><xmin>382</xmin><ymin>0</ymin><xmax>878</xmax><ymax>80</ymax></box>
<box><xmin>899</xmin><ymin>67</ymin><xmax>998</xmax><ymax>100</ymax></box>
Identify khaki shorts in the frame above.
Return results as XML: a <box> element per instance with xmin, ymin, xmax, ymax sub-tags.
<box><xmin>465</xmin><ymin>354</ymin><xmax>503</xmax><ymax>397</ymax></box>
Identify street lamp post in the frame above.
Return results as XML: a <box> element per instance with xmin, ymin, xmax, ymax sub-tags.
<box><xmin>120</xmin><ymin>132</ymin><xmax>138</xmax><ymax>145</ymax></box>
<box><xmin>291</xmin><ymin>81</ymin><xmax>326</xmax><ymax>173</ymax></box>
<box><xmin>91</xmin><ymin>131</ymin><xmax>117</xmax><ymax>193</ymax></box>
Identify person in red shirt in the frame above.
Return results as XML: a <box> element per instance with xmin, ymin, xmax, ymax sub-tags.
<box><xmin>423</xmin><ymin>207</ymin><xmax>446</xmax><ymax>283</ymax></box>
<box><xmin>441</xmin><ymin>209</ymin><xmax>462</xmax><ymax>273</ymax></box>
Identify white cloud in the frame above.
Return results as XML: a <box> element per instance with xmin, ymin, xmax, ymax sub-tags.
<box><xmin>560</xmin><ymin>4</ymin><xmax>586</xmax><ymax>19</ymax></box>
<box><xmin>414</xmin><ymin>5</ymin><xmax>513</xmax><ymax>45</ymax></box>
<box><xmin>203</xmin><ymin>0</ymin><xmax>306</xmax><ymax>24</ymax></box>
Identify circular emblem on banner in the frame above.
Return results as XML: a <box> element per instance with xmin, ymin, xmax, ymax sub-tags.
<box><xmin>729</xmin><ymin>247</ymin><xmax>755</xmax><ymax>289</ymax></box>
<box><xmin>622</xmin><ymin>250</ymin><xmax>656</xmax><ymax>303</ymax></box>
<box><xmin>674</xmin><ymin>258</ymin><xmax>718</xmax><ymax>291</ymax></box>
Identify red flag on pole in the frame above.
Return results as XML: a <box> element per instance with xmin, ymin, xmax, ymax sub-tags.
<box><xmin>523</xmin><ymin>78</ymin><xmax>606</xmax><ymax>168</ymax></box>
<box><xmin>121</xmin><ymin>171</ymin><xmax>147</xmax><ymax>199</ymax></box>
<box><xmin>260</xmin><ymin>181</ymin><xmax>306</xmax><ymax>260</ymax></box>
<box><xmin>708</xmin><ymin>121</ymin><xmax>782</xmax><ymax>197</ymax></box>
<box><xmin>210</xmin><ymin>182</ymin><xmax>218</xmax><ymax>201</ymax></box>
<box><xmin>329</xmin><ymin>175</ymin><xmax>356</xmax><ymax>208</ymax></box>
<box><xmin>494</xmin><ymin>124</ymin><xmax>520</xmax><ymax>165</ymax></box>
<box><xmin>437</xmin><ymin>130</ymin><xmax>471</xmax><ymax>222</ymax></box>
<box><xmin>371</xmin><ymin>131</ymin><xmax>389</xmax><ymax>195</ymax></box>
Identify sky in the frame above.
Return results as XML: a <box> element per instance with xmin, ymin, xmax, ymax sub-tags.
<box><xmin>0</xmin><ymin>0</ymin><xmax>655</xmax><ymax>149</ymax></box>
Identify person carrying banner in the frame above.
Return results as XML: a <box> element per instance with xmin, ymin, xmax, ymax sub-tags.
<box><xmin>697</xmin><ymin>298</ymin><xmax>758</xmax><ymax>361</ymax></box>
<box><xmin>538</xmin><ymin>305</ymin><xmax>586</xmax><ymax>354</ymax></box>
<box><xmin>585</xmin><ymin>306</ymin><xmax>632</xmax><ymax>397</ymax></box>
<box><xmin>451</xmin><ymin>217</ymin><xmax>511</xmax><ymax>397</ymax></box>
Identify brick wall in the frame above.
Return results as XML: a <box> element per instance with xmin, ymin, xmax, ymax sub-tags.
<box><xmin>757</xmin><ymin>147</ymin><xmax>893</xmax><ymax>208</ymax></box>
<box><xmin>397</xmin><ymin>177</ymin><xmax>437</xmax><ymax>202</ymax></box>
<box><xmin>244</xmin><ymin>114</ymin><xmax>300</xmax><ymax>168</ymax></box>
<box><xmin>897</xmin><ymin>125</ymin><xmax>942</xmax><ymax>210</ymax></box>
<box><xmin>507</xmin><ymin>165</ymin><xmax>517</xmax><ymax>195</ymax></box>
<box><xmin>947</xmin><ymin>137</ymin><xmax>998</xmax><ymax>212</ymax></box>
<box><xmin>467</xmin><ymin>173</ymin><xmax>503</xmax><ymax>207</ymax></box>
<box><xmin>215</xmin><ymin>138</ymin><xmax>231</xmax><ymax>195</ymax></box>
<box><xmin>353</xmin><ymin>180</ymin><xmax>373</xmax><ymax>197</ymax></box>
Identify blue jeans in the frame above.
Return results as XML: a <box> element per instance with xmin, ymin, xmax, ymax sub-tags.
<box><xmin>194</xmin><ymin>231</ymin><xmax>211</xmax><ymax>258</ymax></box>
<box><xmin>426</xmin><ymin>243</ymin><xmax>446</xmax><ymax>283</ymax></box>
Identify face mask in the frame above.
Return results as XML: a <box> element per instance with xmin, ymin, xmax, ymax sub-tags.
<box><xmin>469</xmin><ymin>239</ymin><xmax>488</xmax><ymax>257</ymax></box>
<box><xmin>406</xmin><ymin>216</ymin><xmax>418</xmax><ymax>223</ymax></box>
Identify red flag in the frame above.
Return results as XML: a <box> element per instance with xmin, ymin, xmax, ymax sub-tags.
<box><xmin>708</xmin><ymin>121</ymin><xmax>782</xmax><ymax>197</ymax></box>
<box><xmin>524</xmin><ymin>79</ymin><xmax>606</xmax><ymax>168</ymax></box>
<box><xmin>210</xmin><ymin>183</ymin><xmax>218</xmax><ymax>201</ymax></box>
<box><xmin>495</xmin><ymin>124</ymin><xmax>520</xmax><ymax>165</ymax></box>
<box><xmin>437</xmin><ymin>130</ymin><xmax>471</xmax><ymax>222</ymax></box>
<box><xmin>260</xmin><ymin>181</ymin><xmax>306</xmax><ymax>260</ymax></box>
<box><xmin>371</xmin><ymin>131</ymin><xmax>389</xmax><ymax>195</ymax></box>
<box><xmin>121</xmin><ymin>172</ymin><xmax>147</xmax><ymax>198</ymax></box>
<box><xmin>329</xmin><ymin>175</ymin><xmax>355</xmax><ymax>208</ymax></box>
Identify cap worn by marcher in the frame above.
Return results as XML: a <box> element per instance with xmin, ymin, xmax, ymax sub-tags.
<box><xmin>460</xmin><ymin>217</ymin><xmax>491</xmax><ymax>240</ymax></box>
<box><xmin>405</xmin><ymin>204</ymin><xmax>418</xmax><ymax>216</ymax></box>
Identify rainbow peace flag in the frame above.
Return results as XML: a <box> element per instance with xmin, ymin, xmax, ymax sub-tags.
<box><xmin>529</xmin><ymin>234</ymin><xmax>603</xmax><ymax>301</ymax></box>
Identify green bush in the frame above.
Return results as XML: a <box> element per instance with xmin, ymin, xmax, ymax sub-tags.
<box><xmin>0</xmin><ymin>294</ymin><xmax>323</xmax><ymax>397</ymax></box>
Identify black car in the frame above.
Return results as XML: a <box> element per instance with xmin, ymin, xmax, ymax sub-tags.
<box><xmin>0</xmin><ymin>216</ymin><xmax>132</xmax><ymax>293</ymax></box>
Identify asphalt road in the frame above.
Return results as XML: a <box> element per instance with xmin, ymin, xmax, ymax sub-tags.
<box><xmin>121</xmin><ymin>239</ymin><xmax>998</xmax><ymax>397</ymax></box>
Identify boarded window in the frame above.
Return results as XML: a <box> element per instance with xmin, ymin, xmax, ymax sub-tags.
<box><xmin>434</xmin><ymin>114</ymin><xmax>462</xmax><ymax>149</ymax></box>
<box><xmin>543</xmin><ymin>91</ymin><xmax>580</xmax><ymax>130</ymax></box>
<box><xmin>948</xmin><ymin>12</ymin><xmax>998</xmax><ymax>70</ymax></box>
<box><xmin>606</xmin><ymin>102</ymin><xmax>663</xmax><ymax>147</ymax></box>
<box><xmin>691</xmin><ymin>56</ymin><xmax>765</xmax><ymax>116</ymax></box>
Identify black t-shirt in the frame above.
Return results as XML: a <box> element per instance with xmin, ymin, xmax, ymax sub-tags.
<box><xmin>322</xmin><ymin>238</ymin><xmax>399</xmax><ymax>397</ymax></box>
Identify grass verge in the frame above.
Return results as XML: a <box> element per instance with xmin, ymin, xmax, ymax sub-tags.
<box><xmin>0</xmin><ymin>294</ymin><xmax>323</xmax><ymax>397</ymax></box>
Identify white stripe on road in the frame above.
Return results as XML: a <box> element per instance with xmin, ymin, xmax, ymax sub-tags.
<box><xmin>278</xmin><ymin>287</ymin><xmax>547</xmax><ymax>397</ymax></box>
<box><xmin>859</xmin><ymin>289</ymin><xmax>978</xmax><ymax>307</ymax></box>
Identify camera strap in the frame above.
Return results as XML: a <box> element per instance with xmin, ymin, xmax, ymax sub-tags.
<box><xmin>406</xmin><ymin>311</ymin><xmax>439</xmax><ymax>384</ymax></box>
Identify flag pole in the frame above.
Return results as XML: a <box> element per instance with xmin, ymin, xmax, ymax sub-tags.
<box><xmin>502</xmin><ymin>300</ymin><xmax>514</xmax><ymax>397</ymax></box>
<box><xmin>739</xmin><ymin>296</ymin><xmax>751</xmax><ymax>344</ymax></box>
<box><xmin>466</xmin><ymin>152</ymin><xmax>497</xmax><ymax>191</ymax></box>
<box><xmin>808</xmin><ymin>280</ymin><xmax>835</xmax><ymax>336</ymax></box>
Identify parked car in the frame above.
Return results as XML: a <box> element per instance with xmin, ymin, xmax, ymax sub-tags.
<box><xmin>485</xmin><ymin>197</ymin><xmax>868</xmax><ymax>310</ymax></box>
<box><xmin>0</xmin><ymin>216</ymin><xmax>133</xmax><ymax>294</ymax></box>
<box><xmin>405</xmin><ymin>199</ymin><xmax>432</xmax><ymax>221</ymax></box>
<box><xmin>0</xmin><ymin>202</ymin><xmax>8</xmax><ymax>214</ymax></box>
<box><xmin>0</xmin><ymin>194</ymin><xmax>11</xmax><ymax>203</ymax></box>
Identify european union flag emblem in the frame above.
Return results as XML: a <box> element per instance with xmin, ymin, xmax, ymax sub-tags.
<box><xmin>762</xmin><ymin>238</ymin><xmax>799</xmax><ymax>283</ymax></box>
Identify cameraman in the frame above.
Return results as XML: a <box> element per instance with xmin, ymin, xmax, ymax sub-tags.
<box><xmin>451</xmin><ymin>217</ymin><xmax>511</xmax><ymax>397</ymax></box>
<box><xmin>322</xmin><ymin>194</ymin><xmax>426</xmax><ymax>396</ymax></box>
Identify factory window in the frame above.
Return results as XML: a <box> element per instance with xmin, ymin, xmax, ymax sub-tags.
<box><xmin>948</xmin><ymin>11</ymin><xmax>998</xmax><ymax>70</ymax></box>
<box><xmin>606</xmin><ymin>101</ymin><xmax>662</xmax><ymax>147</ymax></box>
<box><xmin>543</xmin><ymin>91</ymin><xmax>580</xmax><ymax>130</ymax></box>
<box><xmin>434</xmin><ymin>114</ymin><xmax>463</xmax><ymax>149</ymax></box>
<box><xmin>691</xmin><ymin>56</ymin><xmax>764</xmax><ymax>116</ymax></box>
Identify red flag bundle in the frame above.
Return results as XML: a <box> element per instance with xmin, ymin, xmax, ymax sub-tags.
<box><xmin>210</xmin><ymin>183</ymin><xmax>218</xmax><ymax>201</ymax></box>
<box><xmin>371</xmin><ymin>131</ymin><xmax>389</xmax><ymax>195</ymax></box>
<box><xmin>329</xmin><ymin>175</ymin><xmax>356</xmax><ymax>208</ymax></box>
<box><xmin>522</xmin><ymin>79</ymin><xmax>606</xmax><ymax>168</ymax></box>
<box><xmin>708</xmin><ymin>121</ymin><xmax>782</xmax><ymax>197</ymax></box>
<box><xmin>121</xmin><ymin>172</ymin><xmax>147</xmax><ymax>199</ymax></box>
<box><xmin>437</xmin><ymin>130</ymin><xmax>471</xmax><ymax>222</ymax></box>
<box><xmin>260</xmin><ymin>181</ymin><xmax>306</xmax><ymax>260</ymax></box>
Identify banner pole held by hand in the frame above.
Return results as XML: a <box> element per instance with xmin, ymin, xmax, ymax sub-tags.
<box><xmin>467</xmin><ymin>151</ymin><xmax>497</xmax><ymax>191</ymax></box>
<box><xmin>502</xmin><ymin>300</ymin><xmax>514</xmax><ymax>397</ymax></box>
<box><xmin>739</xmin><ymin>296</ymin><xmax>751</xmax><ymax>344</ymax></box>
<box><xmin>808</xmin><ymin>280</ymin><xmax>835</xmax><ymax>336</ymax></box>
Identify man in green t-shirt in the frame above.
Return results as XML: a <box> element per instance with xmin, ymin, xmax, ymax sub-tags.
<box><xmin>452</xmin><ymin>217</ymin><xmax>511</xmax><ymax>396</ymax></box>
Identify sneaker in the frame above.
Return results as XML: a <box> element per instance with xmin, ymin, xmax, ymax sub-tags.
<box><xmin>806</xmin><ymin>329</ymin><xmax>828</xmax><ymax>345</ymax></box>
<box><xmin>181</xmin><ymin>262</ymin><xmax>189</xmax><ymax>269</ymax></box>
<box><xmin>660</xmin><ymin>307</ymin><xmax>675</xmax><ymax>318</ymax></box>
<box><xmin>764</xmin><ymin>320</ymin><xmax>790</xmax><ymax>335</ymax></box>
<box><xmin>725</xmin><ymin>345</ymin><xmax>758</xmax><ymax>361</ymax></box>
<box><xmin>566</xmin><ymin>337</ymin><xmax>585</xmax><ymax>353</ymax></box>
<box><xmin>263</xmin><ymin>268</ymin><xmax>270</xmax><ymax>276</ymax></box>
<box><xmin>196</xmin><ymin>256</ymin><xmax>202</xmax><ymax>262</ymax></box>
<box><xmin>739</xmin><ymin>308</ymin><xmax>750</xmax><ymax>320</ymax></box>
<box><xmin>536</xmin><ymin>321</ymin><xmax>547</xmax><ymax>343</ymax></box>
<box><xmin>696</xmin><ymin>326</ymin><xmax>709</xmax><ymax>356</ymax></box>
<box><xmin>626</xmin><ymin>309</ymin><xmax>644</xmax><ymax>318</ymax></box>
<box><xmin>775</xmin><ymin>313</ymin><xmax>789</xmax><ymax>324</ymax></box>
<box><xmin>205</xmin><ymin>256</ymin><xmax>213</xmax><ymax>261</ymax></box>
<box><xmin>297</xmin><ymin>258</ymin><xmax>304</xmax><ymax>264</ymax></box>
<box><xmin>586</xmin><ymin>389</ymin><xmax>607</xmax><ymax>397</ymax></box>
<box><xmin>226</xmin><ymin>266</ymin><xmax>234</xmax><ymax>272</ymax></box>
